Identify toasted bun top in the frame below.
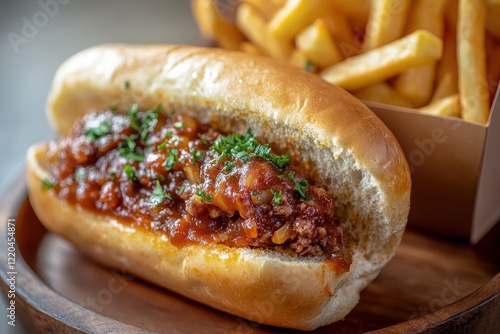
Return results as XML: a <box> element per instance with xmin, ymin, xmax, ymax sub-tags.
<box><xmin>44</xmin><ymin>44</ymin><xmax>411</xmax><ymax>328</ymax></box>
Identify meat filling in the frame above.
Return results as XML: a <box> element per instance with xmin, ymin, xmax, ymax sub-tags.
<box><xmin>44</xmin><ymin>105</ymin><xmax>350</xmax><ymax>267</ymax></box>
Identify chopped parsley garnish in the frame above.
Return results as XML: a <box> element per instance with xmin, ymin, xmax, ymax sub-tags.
<box><xmin>162</xmin><ymin>129</ymin><xmax>174</xmax><ymax>138</ymax></box>
<box><xmin>118</xmin><ymin>135</ymin><xmax>144</xmax><ymax>162</ymax></box>
<box><xmin>123</xmin><ymin>165</ymin><xmax>137</xmax><ymax>180</ymax></box>
<box><xmin>199</xmin><ymin>133</ymin><xmax>209</xmax><ymax>145</ymax></box>
<box><xmin>271</xmin><ymin>189</ymin><xmax>283</xmax><ymax>206</ymax></box>
<box><xmin>121</xmin><ymin>150</ymin><xmax>144</xmax><ymax>162</ymax></box>
<box><xmin>124</xmin><ymin>80</ymin><xmax>130</xmax><ymax>90</ymax></box>
<box><xmin>210</xmin><ymin>129</ymin><xmax>291</xmax><ymax>170</ymax></box>
<box><xmin>157</xmin><ymin>141</ymin><xmax>167</xmax><ymax>150</ymax></box>
<box><xmin>75</xmin><ymin>167</ymin><xmax>85</xmax><ymax>182</ymax></box>
<box><xmin>223</xmin><ymin>160</ymin><xmax>234</xmax><ymax>172</ymax></box>
<box><xmin>288</xmin><ymin>172</ymin><xmax>309</xmax><ymax>200</ymax></box>
<box><xmin>127</xmin><ymin>104</ymin><xmax>141</xmax><ymax>131</ymax></box>
<box><xmin>305</xmin><ymin>59</ymin><xmax>315</xmax><ymax>72</ymax></box>
<box><xmin>195</xmin><ymin>188</ymin><xmax>212</xmax><ymax>202</ymax></box>
<box><xmin>126</xmin><ymin>104</ymin><xmax>161</xmax><ymax>143</ymax></box>
<box><xmin>110</xmin><ymin>171</ymin><xmax>117</xmax><ymax>181</ymax></box>
<box><xmin>108</xmin><ymin>105</ymin><xmax>118</xmax><ymax>112</ymax></box>
<box><xmin>191</xmin><ymin>149</ymin><xmax>204</xmax><ymax>164</ymax></box>
<box><xmin>150</xmin><ymin>180</ymin><xmax>171</xmax><ymax>205</ymax></box>
<box><xmin>140</xmin><ymin>107</ymin><xmax>160</xmax><ymax>142</ymax></box>
<box><xmin>177</xmin><ymin>185</ymin><xmax>186</xmax><ymax>195</ymax></box>
<box><xmin>173</xmin><ymin>121</ymin><xmax>184</xmax><ymax>129</ymax></box>
<box><xmin>85</xmin><ymin>119</ymin><xmax>113</xmax><ymax>141</ymax></box>
<box><xmin>165</xmin><ymin>149</ymin><xmax>178</xmax><ymax>170</ymax></box>
<box><xmin>42</xmin><ymin>178</ymin><xmax>55</xmax><ymax>189</ymax></box>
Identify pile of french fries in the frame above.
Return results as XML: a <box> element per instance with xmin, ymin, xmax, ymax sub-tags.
<box><xmin>192</xmin><ymin>0</ymin><xmax>500</xmax><ymax>124</ymax></box>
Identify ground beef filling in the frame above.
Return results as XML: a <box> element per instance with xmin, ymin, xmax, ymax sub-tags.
<box><xmin>45</xmin><ymin>106</ymin><xmax>350</xmax><ymax>267</ymax></box>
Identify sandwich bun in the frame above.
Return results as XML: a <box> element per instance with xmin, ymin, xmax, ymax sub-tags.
<box><xmin>27</xmin><ymin>44</ymin><xmax>411</xmax><ymax>330</ymax></box>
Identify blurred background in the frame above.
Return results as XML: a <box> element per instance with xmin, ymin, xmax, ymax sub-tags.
<box><xmin>0</xmin><ymin>1</ymin><xmax>200</xmax><ymax>332</ymax></box>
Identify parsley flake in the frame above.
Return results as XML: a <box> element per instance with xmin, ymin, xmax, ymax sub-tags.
<box><xmin>42</xmin><ymin>178</ymin><xmax>55</xmax><ymax>189</ymax></box>
<box><xmin>150</xmin><ymin>180</ymin><xmax>171</xmax><ymax>205</ymax></box>
<box><xmin>75</xmin><ymin>167</ymin><xmax>85</xmax><ymax>182</ymax></box>
<box><xmin>140</xmin><ymin>107</ymin><xmax>160</xmax><ymax>142</ymax></box>
<box><xmin>85</xmin><ymin>119</ymin><xmax>113</xmax><ymax>141</ymax></box>
<box><xmin>162</xmin><ymin>129</ymin><xmax>174</xmax><ymax>138</ymax></box>
<box><xmin>127</xmin><ymin>104</ymin><xmax>141</xmax><ymax>131</ymax></box>
<box><xmin>123</xmin><ymin>165</ymin><xmax>138</xmax><ymax>180</ymax></box>
<box><xmin>191</xmin><ymin>149</ymin><xmax>204</xmax><ymax>164</ymax></box>
<box><xmin>118</xmin><ymin>135</ymin><xmax>144</xmax><ymax>162</ymax></box>
<box><xmin>305</xmin><ymin>59</ymin><xmax>315</xmax><ymax>72</ymax></box>
<box><xmin>198</xmin><ymin>133</ymin><xmax>209</xmax><ymax>145</ymax></box>
<box><xmin>157</xmin><ymin>141</ymin><xmax>167</xmax><ymax>150</ymax></box>
<box><xmin>223</xmin><ymin>160</ymin><xmax>234</xmax><ymax>172</ymax></box>
<box><xmin>288</xmin><ymin>172</ymin><xmax>309</xmax><ymax>200</ymax></box>
<box><xmin>165</xmin><ymin>149</ymin><xmax>178</xmax><ymax>170</ymax></box>
<box><xmin>177</xmin><ymin>185</ymin><xmax>186</xmax><ymax>195</ymax></box>
<box><xmin>271</xmin><ymin>189</ymin><xmax>283</xmax><ymax>206</ymax></box>
<box><xmin>210</xmin><ymin>129</ymin><xmax>291</xmax><ymax>170</ymax></box>
<box><xmin>195</xmin><ymin>189</ymin><xmax>212</xmax><ymax>202</ymax></box>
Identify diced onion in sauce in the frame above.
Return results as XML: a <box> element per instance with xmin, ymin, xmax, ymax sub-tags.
<box><xmin>272</xmin><ymin>221</ymin><xmax>294</xmax><ymax>244</ymax></box>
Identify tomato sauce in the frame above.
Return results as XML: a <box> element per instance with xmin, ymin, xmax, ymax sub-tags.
<box><xmin>44</xmin><ymin>105</ymin><xmax>350</xmax><ymax>269</ymax></box>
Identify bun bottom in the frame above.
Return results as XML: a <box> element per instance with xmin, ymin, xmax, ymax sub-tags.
<box><xmin>26</xmin><ymin>143</ymin><xmax>378</xmax><ymax>330</ymax></box>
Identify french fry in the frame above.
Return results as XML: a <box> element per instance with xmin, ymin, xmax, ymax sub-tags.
<box><xmin>268</xmin><ymin>0</ymin><xmax>332</xmax><ymax>41</ymax></box>
<box><xmin>354</xmin><ymin>82</ymin><xmax>415</xmax><ymax>108</ymax></box>
<box><xmin>296</xmin><ymin>19</ymin><xmax>343</xmax><ymax>68</ymax></box>
<box><xmin>486</xmin><ymin>0</ymin><xmax>500</xmax><ymax>38</ymax></box>
<box><xmin>458</xmin><ymin>0</ymin><xmax>490</xmax><ymax>124</ymax></box>
<box><xmin>240</xmin><ymin>41</ymin><xmax>266</xmax><ymax>56</ymax></box>
<box><xmin>332</xmin><ymin>0</ymin><xmax>371</xmax><ymax>28</ymax></box>
<box><xmin>236</xmin><ymin>4</ymin><xmax>293</xmax><ymax>60</ymax></box>
<box><xmin>242</xmin><ymin>0</ymin><xmax>281</xmax><ymax>20</ymax></box>
<box><xmin>320</xmin><ymin>29</ymin><xmax>443</xmax><ymax>91</ymax></box>
<box><xmin>432</xmin><ymin>26</ymin><xmax>459</xmax><ymax>101</ymax></box>
<box><xmin>191</xmin><ymin>0</ymin><xmax>244</xmax><ymax>50</ymax></box>
<box><xmin>393</xmin><ymin>0</ymin><xmax>448</xmax><ymax>107</ymax></box>
<box><xmin>191</xmin><ymin>0</ymin><xmax>498</xmax><ymax>121</ymax></box>
<box><xmin>432</xmin><ymin>73</ymin><xmax>459</xmax><ymax>102</ymax></box>
<box><xmin>289</xmin><ymin>49</ymin><xmax>315</xmax><ymax>72</ymax></box>
<box><xmin>420</xmin><ymin>94</ymin><xmax>461</xmax><ymax>118</ymax></box>
<box><xmin>322</xmin><ymin>10</ymin><xmax>359</xmax><ymax>57</ymax></box>
<box><xmin>192</xmin><ymin>0</ymin><xmax>216</xmax><ymax>37</ymax></box>
<box><xmin>363</xmin><ymin>0</ymin><xmax>411</xmax><ymax>51</ymax></box>
<box><xmin>436</xmin><ymin>25</ymin><xmax>458</xmax><ymax>84</ymax></box>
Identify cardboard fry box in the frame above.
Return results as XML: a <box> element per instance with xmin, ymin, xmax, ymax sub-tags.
<box><xmin>364</xmin><ymin>87</ymin><xmax>500</xmax><ymax>243</ymax></box>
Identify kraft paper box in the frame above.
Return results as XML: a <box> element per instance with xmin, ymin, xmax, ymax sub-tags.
<box><xmin>363</xmin><ymin>87</ymin><xmax>500</xmax><ymax>243</ymax></box>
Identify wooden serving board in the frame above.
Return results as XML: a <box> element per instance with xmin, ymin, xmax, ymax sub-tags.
<box><xmin>0</xmin><ymin>176</ymin><xmax>499</xmax><ymax>333</ymax></box>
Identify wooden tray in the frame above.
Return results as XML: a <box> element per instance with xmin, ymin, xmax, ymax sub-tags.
<box><xmin>0</xmin><ymin>174</ymin><xmax>499</xmax><ymax>333</ymax></box>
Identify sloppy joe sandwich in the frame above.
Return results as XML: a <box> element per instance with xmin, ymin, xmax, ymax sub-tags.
<box><xmin>26</xmin><ymin>44</ymin><xmax>411</xmax><ymax>330</ymax></box>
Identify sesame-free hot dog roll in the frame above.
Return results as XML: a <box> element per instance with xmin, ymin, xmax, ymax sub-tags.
<box><xmin>27</xmin><ymin>44</ymin><xmax>411</xmax><ymax>330</ymax></box>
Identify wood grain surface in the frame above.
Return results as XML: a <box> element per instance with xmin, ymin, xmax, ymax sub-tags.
<box><xmin>1</xmin><ymin>193</ymin><xmax>498</xmax><ymax>333</ymax></box>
